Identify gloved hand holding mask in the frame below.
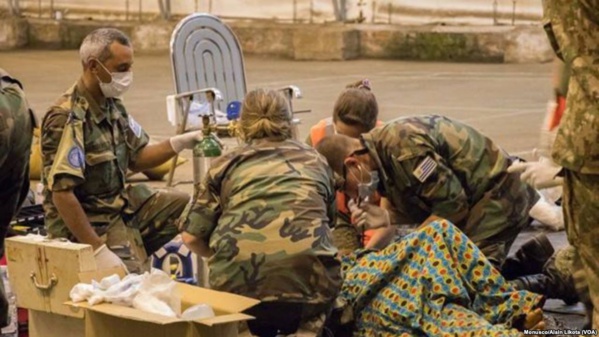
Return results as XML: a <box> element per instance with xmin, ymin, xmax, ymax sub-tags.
<box><xmin>348</xmin><ymin>199</ymin><xmax>390</xmax><ymax>230</ymax></box>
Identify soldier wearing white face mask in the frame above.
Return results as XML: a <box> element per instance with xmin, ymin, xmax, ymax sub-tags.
<box><xmin>40</xmin><ymin>28</ymin><xmax>199</xmax><ymax>273</ymax></box>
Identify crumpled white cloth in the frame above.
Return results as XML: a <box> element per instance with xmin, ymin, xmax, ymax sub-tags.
<box><xmin>70</xmin><ymin>268</ymin><xmax>181</xmax><ymax>317</ymax></box>
<box><xmin>529</xmin><ymin>192</ymin><xmax>565</xmax><ymax>231</ymax></box>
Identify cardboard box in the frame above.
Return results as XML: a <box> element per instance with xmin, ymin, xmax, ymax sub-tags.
<box><xmin>5</xmin><ymin>236</ymin><xmax>96</xmax><ymax>318</ymax></box>
<box><xmin>66</xmin><ymin>282</ymin><xmax>260</xmax><ymax>337</ymax></box>
<box><xmin>28</xmin><ymin>310</ymin><xmax>85</xmax><ymax>337</ymax></box>
<box><xmin>6</xmin><ymin>235</ymin><xmax>260</xmax><ymax>337</ymax></box>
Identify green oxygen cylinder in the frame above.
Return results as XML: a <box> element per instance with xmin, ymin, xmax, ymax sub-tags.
<box><xmin>192</xmin><ymin>134</ymin><xmax>222</xmax><ymax>186</ymax></box>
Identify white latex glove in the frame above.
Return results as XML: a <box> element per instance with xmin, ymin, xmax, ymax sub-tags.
<box><xmin>94</xmin><ymin>244</ymin><xmax>128</xmax><ymax>273</ymax></box>
<box><xmin>528</xmin><ymin>192</ymin><xmax>564</xmax><ymax>231</ymax></box>
<box><xmin>348</xmin><ymin>199</ymin><xmax>390</xmax><ymax>230</ymax></box>
<box><xmin>507</xmin><ymin>152</ymin><xmax>563</xmax><ymax>189</ymax></box>
<box><xmin>169</xmin><ymin>131</ymin><xmax>203</xmax><ymax>153</ymax></box>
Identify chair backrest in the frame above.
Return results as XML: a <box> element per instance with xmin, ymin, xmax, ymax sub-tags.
<box><xmin>170</xmin><ymin>13</ymin><xmax>247</xmax><ymax>112</ymax></box>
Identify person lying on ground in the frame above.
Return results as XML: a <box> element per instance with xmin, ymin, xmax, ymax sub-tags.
<box><xmin>331</xmin><ymin>216</ymin><xmax>546</xmax><ymax>337</ymax></box>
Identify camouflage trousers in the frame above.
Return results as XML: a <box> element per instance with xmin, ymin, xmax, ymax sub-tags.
<box><xmin>563</xmin><ymin>170</ymin><xmax>599</xmax><ymax>329</ymax></box>
<box><xmin>96</xmin><ymin>187</ymin><xmax>189</xmax><ymax>274</ymax></box>
<box><xmin>474</xmin><ymin>223</ymin><xmax>525</xmax><ymax>271</ymax></box>
<box><xmin>461</xmin><ymin>181</ymin><xmax>538</xmax><ymax>271</ymax></box>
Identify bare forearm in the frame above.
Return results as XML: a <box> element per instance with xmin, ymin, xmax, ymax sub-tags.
<box><xmin>130</xmin><ymin>140</ymin><xmax>176</xmax><ymax>172</ymax></box>
<box><xmin>52</xmin><ymin>190</ymin><xmax>102</xmax><ymax>250</ymax></box>
<box><xmin>181</xmin><ymin>232</ymin><xmax>213</xmax><ymax>258</ymax></box>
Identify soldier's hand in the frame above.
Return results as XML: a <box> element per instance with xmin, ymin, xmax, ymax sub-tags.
<box><xmin>348</xmin><ymin>199</ymin><xmax>390</xmax><ymax>230</ymax></box>
<box><xmin>94</xmin><ymin>244</ymin><xmax>129</xmax><ymax>274</ymax></box>
<box><xmin>169</xmin><ymin>130</ymin><xmax>203</xmax><ymax>153</ymax></box>
<box><xmin>507</xmin><ymin>155</ymin><xmax>563</xmax><ymax>189</ymax></box>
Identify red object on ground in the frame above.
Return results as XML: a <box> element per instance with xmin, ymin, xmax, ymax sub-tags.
<box><xmin>548</xmin><ymin>96</ymin><xmax>566</xmax><ymax>131</ymax></box>
<box><xmin>17</xmin><ymin>308</ymin><xmax>28</xmax><ymax>337</ymax></box>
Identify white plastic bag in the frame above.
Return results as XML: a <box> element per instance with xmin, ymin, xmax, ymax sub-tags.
<box><xmin>134</xmin><ymin>269</ymin><xmax>181</xmax><ymax>316</ymax></box>
<box><xmin>181</xmin><ymin>304</ymin><xmax>215</xmax><ymax>321</ymax></box>
<box><xmin>69</xmin><ymin>269</ymin><xmax>182</xmax><ymax>318</ymax></box>
<box><xmin>132</xmin><ymin>291</ymin><xmax>177</xmax><ymax>318</ymax></box>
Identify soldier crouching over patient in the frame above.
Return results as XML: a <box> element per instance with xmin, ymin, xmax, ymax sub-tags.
<box><xmin>179</xmin><ymin>88</ymin><xmax>342</xmax><ymax>337</ymax></box>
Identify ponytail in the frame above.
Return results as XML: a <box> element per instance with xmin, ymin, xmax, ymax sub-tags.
<box><xmin>239</xmin><ymin>88</ymin><xmax>292</xmax><ymax>142</ymax></box>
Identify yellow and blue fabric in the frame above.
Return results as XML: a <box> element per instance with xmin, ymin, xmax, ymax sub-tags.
<box><xmin>338</xmin><ymin>219</ymin><xmax>544</xmax><ymax>337</ymax></box>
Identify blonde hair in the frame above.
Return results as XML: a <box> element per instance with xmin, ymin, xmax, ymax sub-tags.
<box><xmin>239</xmin><ymin>88</ymin><xmax>292</xmax><ymax>142</ymax></box>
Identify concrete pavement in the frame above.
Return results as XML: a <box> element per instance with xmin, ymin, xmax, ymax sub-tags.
<box><xmin>2</xmin><ymin>50</ymin><xmax>554</xmax><ymax>192</ymax></box>
<box><xmin>0</xmin><ymin>50</ymin><xmax>552</xmax><ymax>151</ymax></box>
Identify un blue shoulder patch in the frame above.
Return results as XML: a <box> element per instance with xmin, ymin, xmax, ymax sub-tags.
<box><xmin>67</xmin><ymin>146</ymin><xmax>85</xmax><ymax>169</ymax></box>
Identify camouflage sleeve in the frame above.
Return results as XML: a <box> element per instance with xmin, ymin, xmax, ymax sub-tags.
<box><xmin>182</xmin><ymin>176</ymin><xmax>222</xmax><ymax>241</ymax></box>
<box><xmin>0</xmin><ymin>78</ymin><xmax>32</xmax><ymax>166</ymax></box>
<box><xmin>41</xmin><ymin>109</ymin><xmax>85</xmax><ymax>191</ymax></box>
<box><xmin>0</xmin><ymin>78</ymin><xmax>33</xmax><ymax>232</ymax></box>
<box><xmin>394</xmin><ymin>154</ymin><xmax>469</xmax><ymax>224</ymax></box>
<box><xmin>545</xmin><ymin>0</ymin><xmax>599</xmax><ymax>101</ymax></box>
<box><xmin>0</xmin><ymin>90</ymin><xmax>14</xmax><ymax>166</ymax></box>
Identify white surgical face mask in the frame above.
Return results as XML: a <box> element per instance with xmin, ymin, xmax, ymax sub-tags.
<box><xmin>95</xmin><ymin>60</ymin><xmax>133</xmax><ymax>98</ymax></box>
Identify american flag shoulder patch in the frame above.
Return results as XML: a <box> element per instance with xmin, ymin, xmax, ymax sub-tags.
<box><xmin>412</xmin><ymin>156</ymin><xmax>438</xmax><ymax>183</ymax></box>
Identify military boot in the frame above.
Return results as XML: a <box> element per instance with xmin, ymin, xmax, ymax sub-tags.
<box><xmin>510</xmin><ymin>247</ymin><xmax>580</xmax><ymax>305</ymax></box>
<box><xmin>510</xmin><ymin>273</ymin><xmax>578</xmax><ymax>305</ymax></box>
<box><xmin>543</xmin><ymin>246</ymin><xmax>579</xmax><ymax>305</ymax></box>
<box><xmin>502</xmin><ymin>233</ymin><xmax>555</xmax><ymax>280</ymax></box>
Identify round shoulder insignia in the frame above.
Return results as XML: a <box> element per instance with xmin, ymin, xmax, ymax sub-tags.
<box><xmin>67</xmin><ymin>146</ymin><xmax>85</xmax><ymax>169</ymax></box>
<box><xmin>128</xmin><ymin>115</ymin><xmax>142</xmax><ymax>138</ymax></box>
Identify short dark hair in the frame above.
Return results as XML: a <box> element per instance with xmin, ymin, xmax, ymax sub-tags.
<box><xmin>315</xmin><ymin>134</ymin><xmax>356</xmax><ymax>174</ymax></box>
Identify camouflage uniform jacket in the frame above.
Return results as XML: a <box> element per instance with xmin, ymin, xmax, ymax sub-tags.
<box><xmin>182</xmin><ymin>139</ymin><xmax>342</xmax><ymax>304</ymax></box>
<box><xmin>41</xmin><ymin>79</ymin><xmax>153</xmax><ymax>238</ymax></box>
<box><xmin>544</xmin><ymin>0</ymin><xmax>599</xmax><ymax>173</ymax></box>
<box><xmin>0</xmin><ymin>70</ymin><xmax>36</xmax><ymax>251</ymax></box>
<box><xmin>362</xmin><ymin>115</ymin><xmax>537</xmax><ymax>242</ymax></box>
